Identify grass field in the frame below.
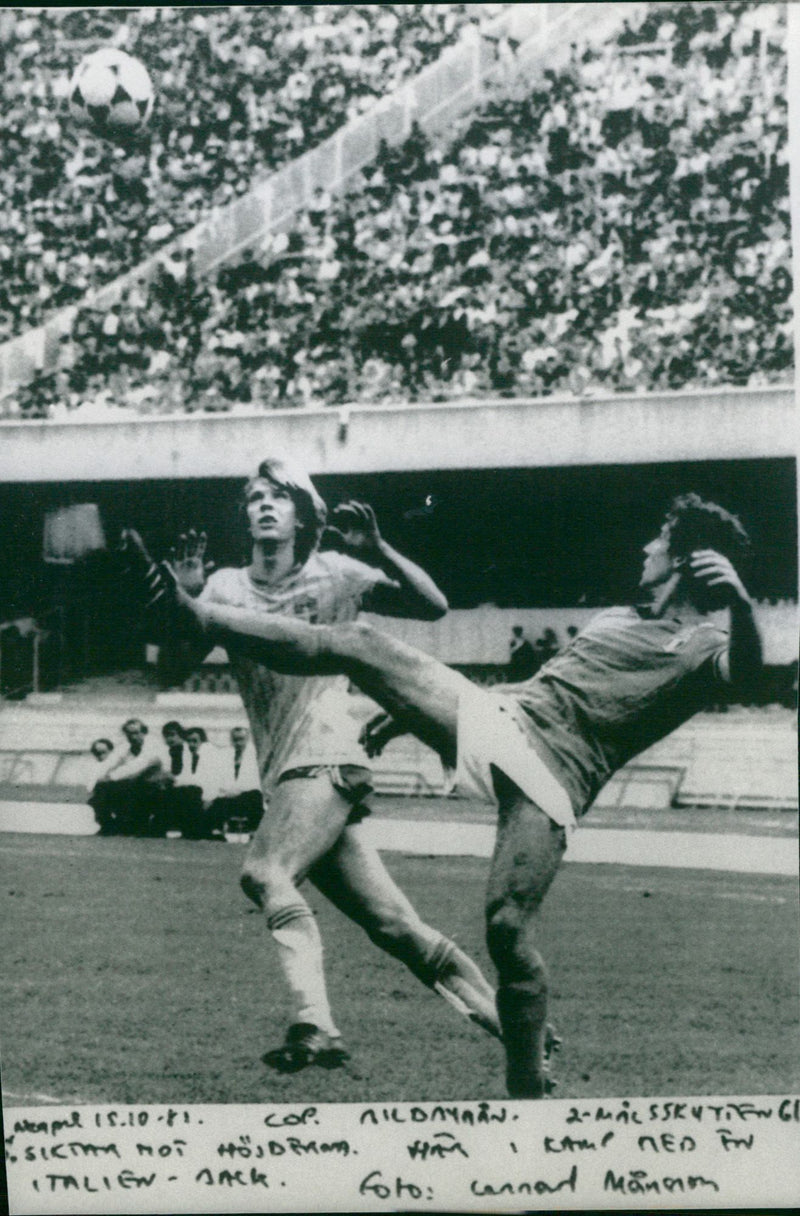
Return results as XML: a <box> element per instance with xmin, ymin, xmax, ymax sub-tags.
<box><xmin>1</xmin><ymin>830</ymin><xmax>798</xmax><ymax>1106</ymax></box>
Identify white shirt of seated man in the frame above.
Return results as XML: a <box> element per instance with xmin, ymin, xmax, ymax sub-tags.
<box><xmin>174</xmin><ymin>727</ymin><xmax>218</xmax><ymax>803</ymax></box>
<box><xmin>214</xmin><ymin>725</ymin><xmax>261</xmax><ymax>800</ymax></box>
<box><xmin>103</xmin><ymin>719</ymin><xmax>163</xmax><ymax>784</ymax></box>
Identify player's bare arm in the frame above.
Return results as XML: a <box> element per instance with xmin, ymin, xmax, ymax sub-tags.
<box><xmin>159</xmin><ymin>528</ymin><xmax>219</xmax><ymax>675</ymax></box>
<box><xmin>688</xmin><ymin>547</ymin><xmax>763</xmax><ymax>689</ymax></box>
<box><xmin>104</xmin><ymin>750</ymin><xmax>161</xmax><ymax>783</ymax></box>
<box><xmin>325</xmin><ymin>501</ymin><xmax>447</xmax><ymax>620</ymax></box>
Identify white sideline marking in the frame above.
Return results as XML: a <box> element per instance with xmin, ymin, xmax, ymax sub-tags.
<box><xmin>0</xmin><ymin>802</ymin><xmax>97</xmax><ymax>835</ymax></box>
<box><xmin>3</xmin><ymin>1090</ymin><xmax>74</xmax><ymax>1105</ymax></box>
<box><xmin>361</xmin><ymin>820</ymin><xmax>799</xmax><ymax>876</ymax></box>
<box><xmin>0</xmin><ymin>802</ymin><xmax>796</xmax><ymax>876</ymax></box>
<box><xmin>567</xmin><ymin>828</ymin><xmax>798</xmax><ymax>875</ymax></box>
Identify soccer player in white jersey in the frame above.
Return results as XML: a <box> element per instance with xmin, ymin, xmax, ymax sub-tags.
<box><xmin>154</xmin><ymin>456</ymin><xmax>499</xmax><ymax>1070</ymax></box>
<box><xmin>126</xmin><ymin>492</ymin><xmax>763</xmax><ymax>1097</ymax></box>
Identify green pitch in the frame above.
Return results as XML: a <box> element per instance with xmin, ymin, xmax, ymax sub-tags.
<box><xmin>1</xmin><ymin>833</ymin><xmax>798</xmax><ymax>1105</ymax></box>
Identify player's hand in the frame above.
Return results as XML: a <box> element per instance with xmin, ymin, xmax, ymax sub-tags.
<box><xmin>323</xmin><ymin>501</ymin><xmax>382</xmax><ymax>558</ymax></box>
<box><xmin>167</xmin><ymin>529</ymin><xmax>214</xmax><ymax>597</ymax></box>
<box><xmin>360</xmin><ymin>710</ymin><xmax>407</xmax><ymax>758</ymax></box>
<box><xmin>687</xmin><ymin>549</ymin><xmax>750</xmax><ymax>607</ymax></box>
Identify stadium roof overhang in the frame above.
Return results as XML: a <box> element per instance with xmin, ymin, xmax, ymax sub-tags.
<box><xmin>0</xmin><ymin>388</ymin><xmax>794</xmax><ymax>483</ymax></box>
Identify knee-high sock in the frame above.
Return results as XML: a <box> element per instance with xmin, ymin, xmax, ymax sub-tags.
<box><xmin>427</xmin><ymin>935</ymin><xmax>501</xmax><ymax>1040</ymax></box>
<box><xmin>266</xmin><ymin>904</ymin><xmax>339</xmax><ymax>1038</ymax></box>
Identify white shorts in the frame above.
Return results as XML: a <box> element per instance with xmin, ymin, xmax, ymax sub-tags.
<box><xmin>455</xmin><ymin>684</ymin><xmax>576</xmax><ymax>830</ymax></box>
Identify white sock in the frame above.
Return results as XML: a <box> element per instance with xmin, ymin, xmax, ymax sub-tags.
<box><xmin>428</xmin><ymin>935</ymin><xmax>501</xmax><ymax>1039</ymax></box>
<box><xmin>266</xmin><ymin>904</ymin><xmax>340</xmax><ymax>1038</ymax></box>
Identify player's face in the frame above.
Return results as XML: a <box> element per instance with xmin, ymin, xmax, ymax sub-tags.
<box><xmin>245</xmin><ymin>477</ymin><xmax>299</xmax><ymax>548</ymax></box>
<box><xmin>123</xmin><ymin>722</ymin><xmax>145</xmax><ymax>746</ymax></box>
<box><xmin>640</xmin><ymin>524</ymin><xmax>677</xmax><ymax>588</ymax></box>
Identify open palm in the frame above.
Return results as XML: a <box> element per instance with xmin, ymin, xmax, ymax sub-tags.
<box><xmin>168</xmin><ymin>529</ymin><xmax>214</xmax><ymax>597</ymax></box>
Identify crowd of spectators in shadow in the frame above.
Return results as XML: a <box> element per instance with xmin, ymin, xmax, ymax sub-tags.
<box><xmin>2</xmin><ymin>2</ymin><xmax>791</xmax><ymax>420</ymax></box>
<box><xmin>87</xmin><ymin>716</ymin><xmax>262</xmax><ymax>838</ymax></box>
<box><xmin>0</xmin><ymin>4</ymin><xmax>486</xmax><ymax>344</ymax></box>
<box><xmin>506</xmin><ymin>623</ymin><xmax>568</xmax><ymax>680</ymax></box>
<box><xmin>456</xmin><ymin>616</ymin><xmax>797</xmax><ymax>707</ymax></box>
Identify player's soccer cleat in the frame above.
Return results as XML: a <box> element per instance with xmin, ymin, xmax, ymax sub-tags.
<box><xmin>118</xmin><ymin>528</ymin><xmax>195</xmax><ymax>641</ymax></box>
<box><xmin>504</xmin><ymin>1022</ymin><xmax>561</xmax><ymax>1098</ymax></box>
<box><xmin>541</xmin><ymin>1022</ymin><xmax>562</xmax><ymax>1095</ymax></box>
<box><xmin>262</xmin><ymin>1023</ymin><xmax>350</xmax><ymax>1074</ymax></box>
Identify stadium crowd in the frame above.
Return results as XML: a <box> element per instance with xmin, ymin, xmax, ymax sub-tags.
<box><xmin>2</xmin><ymin>1</ymin><xmax>791</xmax><ymax>419</ymax></box>
<box><xmin>0</xmin><ymin>4</ymin><xmax>489</xmax><ymax>343</ymax></box>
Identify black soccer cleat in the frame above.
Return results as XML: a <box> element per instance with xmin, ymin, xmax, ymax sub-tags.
<box><xmin>118</xmin><ymin>528</ymin><xmax>192</xmax><ymax>641</ymax></box>
<box><xmin>262</xmin><ymin>1023</ymin><xmax>350</xmax><ymax>1074</ymax></box>
<box><xmin>542</xmin><ymin>1022</ymin><xmax>563</xmax><ymax>1095</ymax></box>
<box><xmin>544</xmin><ymin>1023</ymin><xmax>563</xmax><ymax>1061</ymax></box>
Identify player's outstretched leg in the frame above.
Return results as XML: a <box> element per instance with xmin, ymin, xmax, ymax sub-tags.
<box><xmin>121</xmin><ymin>533</ymin><xmax>466</xmax><ymax>760</ymax></box>
<box><xmin>310</xmin><ymin>824</ymin><xmax>502</xmax><ymax>1039</ymax></box>
<box><xmin>485</xmin><ymin>771</ymin><xmax>567</xmax><ymax>1098</ymax></box>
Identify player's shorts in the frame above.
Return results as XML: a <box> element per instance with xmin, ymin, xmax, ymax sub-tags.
<box><xmin>456</xmin><ymin>683</ymin><xmax>576</xmax><ymax>830</ymax></box>
<box><xmin>276</xmin><ymin>764</ymin><xmax>373</xmax><ymax>825</ymax></box>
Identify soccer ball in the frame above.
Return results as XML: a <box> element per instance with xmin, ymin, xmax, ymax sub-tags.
<box><xmin>68</xmin><ymin>49</ymin><xmax>154</xmax><ymax>134</ymax></box>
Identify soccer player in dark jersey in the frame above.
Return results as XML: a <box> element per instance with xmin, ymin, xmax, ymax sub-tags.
<box><xmin>125</xmin><ymin>493</ymin><xmax>763</xmax><ymax>1097</ymax></box>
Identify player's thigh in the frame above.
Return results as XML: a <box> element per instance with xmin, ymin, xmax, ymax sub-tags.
<box><xmin>309</xmin><ymin>822</ymin><xmax>423</xmax><ymax>931</ymax></box>
<box><xmin>245</xmin><ymin>774</ymin><xmax>351</xmax><ymax>882</ymax></box>
<box><xmin>338</xmin><ymin>623</ymin><xmax>468</xmax><ymax>764</ymax></box>
<box><xmin>485</xmin><ymin>770</ymin><xmax>567</xmax><ymax>921</ymax></box>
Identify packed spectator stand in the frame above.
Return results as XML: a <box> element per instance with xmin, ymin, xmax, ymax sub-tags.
<box><xmin>0</xmin><ymin>5</ymin><xmax>488</xmax><ymax>342</ymax></box>
<box><xmin>0</xmin><ymin>1</ymin><xmax>791</xmax><ymax>421</ymax></box>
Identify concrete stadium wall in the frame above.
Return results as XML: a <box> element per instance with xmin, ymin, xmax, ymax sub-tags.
<box><xmin>0</xmin><ymin>387</ymin><xmax>794</xmax><ymax>482</ymax></box>
<box><xmin>0</xmin><ymin>2</ymin><xmax>637</xmax><ymax>399</ymax></box>
<box><xmin>364</xmin><ymin>600</ymin><xmax>799</xmax><ymax>666</ymax></box>
<box><xmin>188</xmin><ymin>596</ymin><xmax>799</xmax><ymax>668</ymax></box>
<box><xmin>1</xmin><ymin>705</ymin><xmax>796</xmax><ymax>815</ymax></box>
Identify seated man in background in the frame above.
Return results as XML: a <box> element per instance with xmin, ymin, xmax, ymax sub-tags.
<box><xmin>177</xmin><ymin>725</ymin><xmax>226</xmax><ymax>841</ymax></box>
<box><xmin>89</xmin><ymin>718</ymin><xmax>164</xmax><ymax>836</ymax></box>
<box><xmin>205</xmin><ymin>725</ymin><xmax>263</xmax><ymax>837</ymax></box>
<box><xmin>86</xmin><ymin>737</ymin><xmax>117</xmax><ymax>832</ymax></box>
<box><xmin>88</xmin><ymin>736</ymin><xmax>115</xmax><ymax>772</ymax></box>
<box><xmin>156</xmin><ymin>719</ymin><xmax>196</xmax><ymax>837</ymax></box>
<box><xmin>507</xmin><ymin>625</ymin><xmax>537</xmax><ymax>681</ymax></box>
<box><xmin>160</xmin><ymin>719</ymin><xmax>188</xmax><ymax>781</ymax></box>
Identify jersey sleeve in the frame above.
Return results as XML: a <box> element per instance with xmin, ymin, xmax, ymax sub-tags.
<box><xmin>198</xmin><ymin>568</ymin><xmax>240</xmax><ymax>606</ymax></box>
<box><xmin>694</xmin><ymin>626</ymin><xmax>730</xmax><ymax>687</ymax></box>
<box><xmin>321</xmin><ymin>551</ymin><xmax>391</xmax><ymax>609</ymax></box>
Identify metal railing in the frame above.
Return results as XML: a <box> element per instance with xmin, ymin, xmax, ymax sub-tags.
<box><xmin>0</xmin><ymin>607</ymin><xmax>64</xmax><ymax>700</ymax></box>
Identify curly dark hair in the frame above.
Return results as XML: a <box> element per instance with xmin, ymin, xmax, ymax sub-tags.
<box><xmin>664</xmin><ymin>493</ymin><xmax>752</xmax><ymax>609</ymax></box>
<box><xmin>161</xmin><ymin>720</ymin><xmax>186</xmax><ymax>738</ymax></box>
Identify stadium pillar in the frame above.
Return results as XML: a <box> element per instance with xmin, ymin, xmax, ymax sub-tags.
<box><xmin>787</xmin><ymin>2</ymin><xmax>800</xmax><ymax>603</ymax></box>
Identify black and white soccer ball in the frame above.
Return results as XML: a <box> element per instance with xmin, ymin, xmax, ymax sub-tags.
<box><xmin>68</xmin><ymin>48</ymin><xmax>154</xmax><ymax>134</ymax></box>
